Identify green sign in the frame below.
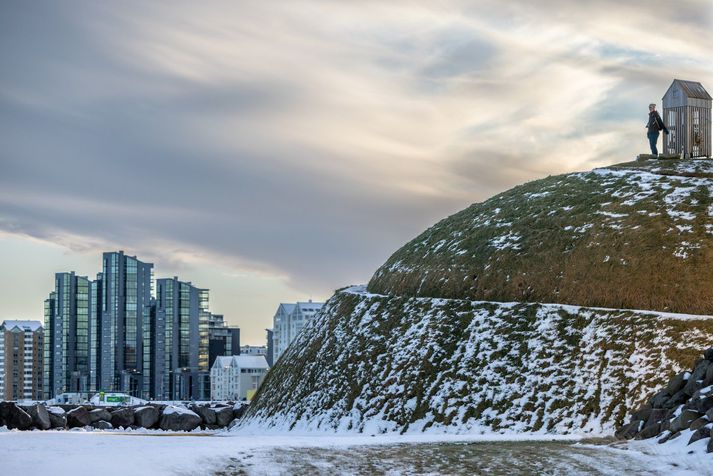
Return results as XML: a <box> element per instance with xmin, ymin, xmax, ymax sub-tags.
<box><xmin>106</xmin><ymin>396</ymin><xmax>126</xmax><ymax>403</ymax></box>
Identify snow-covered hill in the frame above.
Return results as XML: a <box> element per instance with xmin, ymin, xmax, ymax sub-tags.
<box><xmin>243</xmin><ymin>286</ymin><xmax>713</xmax><ymax>434</ymax></box>
<box><xmin>242</xmin><ymin>160</ymin><xmax>713</xmax><ymax>437</ymax></box>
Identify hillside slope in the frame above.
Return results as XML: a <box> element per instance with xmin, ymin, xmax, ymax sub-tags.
<box><xmin>369</xmin><ymin>160</ymin><xmax>713</xmax><ymax>314</ymax></box>
<box><xmin>244</xmin><ymin>287</ymin><xmax>713</xmax><ymax>434</ymax></box>
<box><xmin>243</xmin><ymin>160</ymin><xmax>713</xmax><ymax>436</ymax></box>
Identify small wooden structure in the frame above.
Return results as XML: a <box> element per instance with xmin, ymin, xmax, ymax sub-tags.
<box><xmin>662</xmin><ymin>79</ymin><xmax>711</xmax><ymax>158</ymax></box>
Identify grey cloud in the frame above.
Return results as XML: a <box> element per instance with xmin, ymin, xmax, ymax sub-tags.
<box><xmin>1</xmin><ymin>0</ymin><xmax>711</xmax><ymax>298</ymax></box>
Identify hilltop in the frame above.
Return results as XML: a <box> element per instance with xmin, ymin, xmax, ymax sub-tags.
<box><xmin>241</xmin><ymin>160</ymin><xmax>713</xmax><ymax>435</ymax></box>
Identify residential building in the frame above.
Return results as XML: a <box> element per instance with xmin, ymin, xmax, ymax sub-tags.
<box><xmin>271</xmin><ymin>300</ymin><xmax>323</xmax><ymax>364</ymax></box>
<box><xmin>44</xmin><ymin>272</ymin><xmax>97</xmax><ymax>397</ymax></box>
<box><xmin>208</xmin><ymin>313</ymin><xmax>240</xmax><ymax>368</ymax></box>
<box><xmin>210</xmin><ymin>355</ymin><xmax>269</xmax><ymax>401</ymax></box>
<box><xmin>154</xmin><ymin>277</ymin><xmax>210</xmax><ymax>400</ymax></box>
<box><xmin>240</xmin><ymin>345</ymin><xmax>267</xmax><ymax>357</ymax></box>
<box><xmin>265</xmin><ymin>328</ymin><xmax>274</xmax><ymax>367</ymax></box>
<box><xmin>101</xmin><ymin>251</ymin><xmax>154</xmax><ymax>397</ymax></box>
<box><xmin>0</xmin><ymin>320</ymin><xmax>43</xmax><ymax>400</ymax></box>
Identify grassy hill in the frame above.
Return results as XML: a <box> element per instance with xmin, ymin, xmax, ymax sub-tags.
<box><xmin>244</xmin><ymin>287</ymin><xmax>713</xmax><ymax>434</ymax></box>
<box><xmin>369</xmin><ymin>160</ymin><xmax>713</xmax><ymax>314</ymax></box>
<box><xmin>243</xmin><ymin>160</ymin><xmax>713</xmax><ymax>435</ymax></box>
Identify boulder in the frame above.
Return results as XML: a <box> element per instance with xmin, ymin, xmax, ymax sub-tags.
<box><xmin>134</xmin><ymin>406</ymin><xmax>160</xmax><ymax>429</ymax></box>
<box><xmin>658</xmin><ymin>431</ymin><xmax>681</xmax><ymax>444</ymax></box>
<box><xmin>159</xmin><ymin>406</ymin><xmax>201</xmax><ymax>432</ymax></box>
<box><xmin>663</xmin><ymin>390</ymin><xmax>688</xmax><ymax>409</ymax></box>
<box><xmin>110</xmin><ymin>408</ymin><xmax>135</xmax><ymax>428</ymax></box>
<box><xmin>233</xmin><ymin>404</ymin><xmax>248</xmax><ymax>420</ymax></box>
<box><xmin>688</xmin><ymin>425</ymin><xmax>711</xmax><ymax>445</ymax></box>
<box><xmin>89</xmin><ymin>408</ymin><xmax>112</xmax><ymax>424</ymax></box>
<box><xmin>704</xmin><ymin>365</ymin><xmax>713</xmax><ymax>388</ymax></box>
<box><xmin>683</xmin><ymin>361</ymin><xmax>710</xmax><ymax>396</ymax></box>
<box><xmin>666</xmin><ymin>372</ymin><xmax>688</xmax><ymax>396</ymax></box>
<box><xmin>91</xmin><ymin>420</ymin><xmax>113</xmax><ymax>430</ymax></box>
<box><xmin>645</xmin><ymin>408</ymin><xmax>667</xmax><ymax>427</ymax></box>
<box><xmin>22</xmin><ymin>404</ymin><xmax>51</xmax><ymax>430</ymax></box>
<box><xmin>48</xmin><ymin>412</ymin><xmax>67</xmax><ymax>429</ymax></box>
<box><xmin>704</xmin><ymin>348</ymin><xmax>713</xmax><ymax>361</ymax></box>
<box><xmin>635</xmin><ymin>423</ymin><xmax>661</xmax><ymax>440</ymax></box>
<box><xmin>693</xmin><ymin>397</ymin><xmax>713</xmax><ymax>414</ymax></box>
<box><xmin>0</xmin><ymin>402</ymin><xmax>33</xmax><ymax>430</ymax></box>
<box><xmin>649</xmin><ymin>390</ymin><xmax>670</xmax><ymax>409</ymax></box>
<box><xmin>615</xmin><ymin>420</ymin><xmax>642</xmax><ymax>440</ymax></box>
<box><xmin>215</xmin><ymin>406</ymin><xmax>234</xmax><ymax>427</ymax></box>
<box><xmin>690</xmin><ymin>416</ymin><xmax>710</xmax><ymax>431</ymax></box>
<box><xmin>191</xmin><ymin>405</ymin><xmax>216</xmax><ymax>425</ymax></box>
<box><xmin>670</xmin><ymin>409</ymin><xmax>701</xmax><ymax>433</ymax></box>
<box><xmin>67</xmin><ymin>407</ymin><xmax>92</xmax><ymax>428</ymax></box>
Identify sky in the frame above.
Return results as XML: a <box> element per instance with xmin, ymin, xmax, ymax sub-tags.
<box><xmin>1</xmin><ymin>1</ymin><xmax>711</xmax><ymax>344</ymax></box>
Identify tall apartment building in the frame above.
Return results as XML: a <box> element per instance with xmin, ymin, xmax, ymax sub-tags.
<box><xmin>101</xmin><ymin>251</ymin><xmax>154</xmax><ymax>397</ymax></box>
<box><xmin>44</xmin><ymin>272</ymin><xmax>100</xmax><ymax>397</ymax></box>
<box><xmin>210</xmin><ymin>355</ymin><xmax>268</xmax><ymax>401</ymax></box>
<box><xmin>0</xmin><ymin>320</ymin><xmax>43</xmax><ymax>400</ymax></box>
<box><xmin>153</xmin><ymin>277</ymin><xmax>210</xmax><ymax>400</ymax></box>
<box><xmin>208</xmin><ymin>313</ymin><xmax>240</xmax><ymax>368</ymax></box>
<box><xmin>271</xmin><ymin>300</ymin><xmax>323</xmax><ymax>364</ymax></box>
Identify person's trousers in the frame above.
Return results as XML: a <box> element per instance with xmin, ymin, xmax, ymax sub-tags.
<box><xmin>648</xmin><ymin>130</ymin><xmax>660</xmax><ymax>155</ymax></box>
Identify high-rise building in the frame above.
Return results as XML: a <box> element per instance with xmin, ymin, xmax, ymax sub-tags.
<box><xmin>271</xmin><ymin>301</ymin><xmax>323</xmax><ymax>364</ymax></box>
<box><xmin>44</xmin><ymin>272</ymin><xmax>97</xmax><ymax>397</ymax></box>
<box><xmin>210</xmin><ymin>355</ymin><xmax>269</xmax><ymax>401</ymax></box>
<box><xmin>208</xmin><ymin>313</ymin><xmax>240</xmax><ymax>368</ymax></box>
<box><xmin>265</xmin><ymin>329</ymin><xmax>274</xmax><ymax>367</ymax></box>
<box><xmin>0</xmin><ymin>320</ymin><xmax>43</xmax><ymax>400</ymax></box>
<box><xmin>154</xmin><ymin>277</ymin><xmax>210</xmax><ymax>400</ymax></box>
<box><xmin>101</xmin><ymin>251</ymin><xmax>154</xmax><ymax>397</ymax></box>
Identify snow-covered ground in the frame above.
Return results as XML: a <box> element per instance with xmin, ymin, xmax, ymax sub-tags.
<box><xmin>0</xmin><ymin>428</ymin><xmax>709</xmax><ymax>476</ymax></box>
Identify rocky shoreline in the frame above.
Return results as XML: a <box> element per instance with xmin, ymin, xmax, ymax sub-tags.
<box><xmin>616</xmin><ymin>347</ymin><xmax>713</xmax><ymax>453</ymax></box>
<box><xmin>0</xmin><ymin>401</ymin><xmax>247</xmax><ymax>432</ymax></box>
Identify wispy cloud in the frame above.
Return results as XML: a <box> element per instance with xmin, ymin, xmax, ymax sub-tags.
<box><xmin>1</xmin><ymin>0</ymin><xmax>711</xmax><ymax>296</ymax></box>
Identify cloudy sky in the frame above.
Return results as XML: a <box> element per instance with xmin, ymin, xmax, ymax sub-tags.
<box><xmin>1</xmin><ymin>1</ymin><xmax>711</xmax><ymax>343</ymax></box>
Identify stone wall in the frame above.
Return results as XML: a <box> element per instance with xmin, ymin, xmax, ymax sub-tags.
<box><xmin>0</xmin><ymin>401</ymin><xmax>248</xmax><ymax>432</ymax></box>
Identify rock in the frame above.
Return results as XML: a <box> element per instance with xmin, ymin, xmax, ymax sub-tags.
<box><xmin>694</xmin><ymin>397</ymin><xmax>713</xmax><ymax>414</ymax></box>
<box><xmin>134</xmin><ymin>406</ymin><xmax>160</xmax><ymax>428</ymax></box>
<box><xmin>688</xmin><ymin>425</ymin><xmax>711</xmax><ymax>445</ymax></box>
<box><xmin>110</xmin><ymin>408</ymin><xmax>135</xmax><ymax>428</ymax></box>
<box><xmin>666</xmin><ymin>372</ymin><xmax>688</xmax><ymax>396</ymax></box>
<box><xmin>709</xmin><ymin>435</ymin><xmax>713</xmax><ymax>453</ymax></box>
<box><xmin>683</xmin><ymin>361</ymin><xmax>710</xmax><ymax>396</ymax></box>
<box><xmin>615</xmin><ymin>420</ymin><xmax>642</xmax><ymax>440</ymax></box>
<box><xmin>191</xmin><ymin>405</ymin><xmax>216</xmax><ymax>425</ymax></box>
<box><xmin>658</xmin><ymin>431</ymin><xmax>681</xmax><ymax>444</ymax></box>
<box><xmin>0</xmin><ymin>403</ymin><xmax>33</xmax><ymax>430</ymax></box>
<box><xmin>67</xmin><ymin>407</ymin><xmax>92</xmax><ymax>428</ymax></box>
<box><xmin>159</xmin><ymin>407</ymin><xmax>201</xmax><ymax>432</ymax></box>
<box><xmin>22</xmin><ymin>404</ymin><xmax>51</xmax><ymax>430</ymax></box>
<box><xmin>645</xmin><ymin>408</ymin><xmax>667</xmax><ymax>427</ymax></box>
<box><xmin>704</xmin><ymin>365</ymin><xmax>713</xmax><ymax>388</ymax></box>
<box><xmin>664</xmin><ymin>390</ymin><xmax>688</xmax><ymax>409</ymax></box>
<box><xmin>707</xmin><ymin>408</ymin><xmax>713</xmax><ymax>421</ymax></box>
<box><xmin>635</xmin><ymin>423</ymin><xmax>661</xmax><ymax>440</ymax></box>
<box><xmin>704</xmin><ymin>348</ymin><xmax>713</xmax><ymax>361</ymax></box>
<box><xmin>690</xmin><ymin>416</ymin><xmax>710</xmax><ymax>431</ymax></box>
<box><xmin>649</xmin><ymin>390</ymin><xmax>670</xmax><ymax>409</ymax></box>
<box><xmin>670</xmin><ymin>409</ymin><xmax>701</xmax><ymax>433</ymax></box>
<box><xmin>89</xmin><ymin>408</ymin><xmax>112</xmax><ymax>424</ymax></box>
<box><xmin>215</xmin><ymin>406</ymin><xmax>234</xmax><ymax>427</ymax></box>
<box><xmin>49</xmin><ymin>412</ymin><xmax>67</xmax><ymax>429</ymax></box>
<box><xmin>233</xmin><ymin>404</ymin><xmax>248</xmax><ymax>420</ymax></box>
<box><xmin>91</xmin><ymin>420</ymin><xmax>113</xmax><ymax>430</ymax></box>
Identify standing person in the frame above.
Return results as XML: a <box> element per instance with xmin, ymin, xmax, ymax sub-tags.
<box><xmin>646</xmin><ymin>103</ymin><xmax>669</xmax><ymax>157</ymax></box>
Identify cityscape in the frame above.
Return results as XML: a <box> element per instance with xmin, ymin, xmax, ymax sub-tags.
<box><xmin>0</xmin><ymin>250</ymin><xmax>324</xmax><ymax>403</ymax></box>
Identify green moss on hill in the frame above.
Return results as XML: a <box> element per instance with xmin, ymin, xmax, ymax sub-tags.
<box><xmin>368</xmin><ymin>160</ymin><xmax>713</xmax><ymax>314</ymax></box>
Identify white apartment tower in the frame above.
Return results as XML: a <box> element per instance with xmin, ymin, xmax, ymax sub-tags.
<box><xmin>271</xmin><ymin>300</ymin><xmax>324</xmax><ymax>364</ymax></box>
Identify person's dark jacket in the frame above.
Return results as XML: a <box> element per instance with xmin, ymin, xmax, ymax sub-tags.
<box><xmin>647</xmin><ymin>110</ymin><xmax>669</xmax><ymax>134</ymax></box>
